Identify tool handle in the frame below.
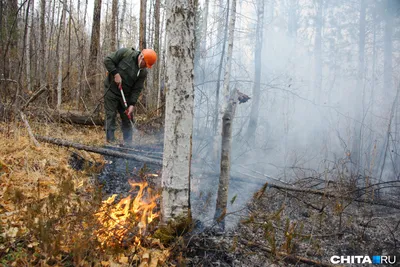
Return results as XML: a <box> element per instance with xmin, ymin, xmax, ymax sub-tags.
<box><xmin>118</xmin><ymin>83</ymin><xmax>131</xmax><ymax>120</ymax></box>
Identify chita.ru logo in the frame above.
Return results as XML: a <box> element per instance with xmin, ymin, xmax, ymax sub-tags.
<box><xmin>330</xmin><ymin>255</ymin><xmax>397</xmax><ymax>265</ymax></box>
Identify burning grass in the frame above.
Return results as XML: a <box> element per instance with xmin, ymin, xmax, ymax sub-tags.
<box><xmin>0</xmin><ymin>122</ymin><xmax>170</xmax><ymax>266</ymax></box>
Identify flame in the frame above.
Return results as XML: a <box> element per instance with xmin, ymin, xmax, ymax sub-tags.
<box><xmin>95</xmin><ymin>181</ymin><xmax>159</xmax><ymax>247</ymax></box>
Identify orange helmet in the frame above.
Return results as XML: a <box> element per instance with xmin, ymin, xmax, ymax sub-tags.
<box><xmin>142</xmin><ymin>49</ymin><xmax>157</xmax><ymax>69</ymax></box>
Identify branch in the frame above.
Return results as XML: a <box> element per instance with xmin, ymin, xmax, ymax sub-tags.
<box><xmin>20</xmin><ymin>112</ymin><xmax>40</xmax><ymax>147</ymax></box>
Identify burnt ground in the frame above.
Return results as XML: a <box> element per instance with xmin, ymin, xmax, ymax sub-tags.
<box><xmin>69</xmin><ymin>134</ymin><xmax>400</xmax><ymax>267</ymax></box>
<box><xmin>183</xmin><ymin>183</ymin><xmax>400</xmax><ymax>267</ymax></box>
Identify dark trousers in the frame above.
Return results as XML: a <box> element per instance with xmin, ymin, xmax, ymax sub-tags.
<box><xmin>104</xmin><ymin>89</ymin><xmax>132</xmax><ymax>143</ymax></box>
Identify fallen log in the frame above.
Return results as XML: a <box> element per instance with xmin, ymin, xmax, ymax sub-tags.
<box><xmin>34</xmin><ymin>108</ymin><xmax>104</xmax><ymax>126</ymax></box>
<box><xmin>35</xmin><ymin>135</ymin><xmax>162</xmax><ymax>166</ymax></box>
<box><xmin>1</xmin><ymin>105</ymin><xmax>104</xmax><ymax>126</ymax></box>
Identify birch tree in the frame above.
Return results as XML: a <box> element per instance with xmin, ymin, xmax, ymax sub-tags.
<box><xmin>161</xmin><ymin>0</ymin><xmax>196</xmax><ymax>223</ymax></box>
<box><xmin>213</xmin><ymin>0</ymin><xmax>236</xmax><ymax>160</ymax></box>
<box><xmin>213</xmin><ymin>0</ymin><xmax>237</xmax><ymax>229</ymax></box>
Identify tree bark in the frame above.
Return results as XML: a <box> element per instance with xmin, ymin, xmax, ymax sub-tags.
<box><xmin>246</xmin><ymin>0</ymin><xmax>264</xmax><ymax>146</ymax></box>
<box><xmin>213</xmin><ymin>0</ymin><xmax>236</xmax><ymax>161</ymax></box>
<box><xmin>212</xmin><ymin>0</ymin><xmax>229</xmax><ymax>137</ymax></box>
<box><xmin>139</xmin><ymin>0</ymin><xmax>147</xmax><ymax>50</ymax></box>
<box><xmin>39</xmin><ymin>0</ymin><xmax>46</xmax><ymax>87</ymax></box>
<box><xmin>87</xmin><ymin>0</ymin><xmax>102</xmax><ymax>99</ymax></box>
<box><xmin>214</xmin><ymin>90</ymin><xmax>238</xmax><ymax>230</ymax></box>
<box><xmin>56</xmin><ymin>0</ymin><xmax>67</xmax><ymax>109</ymax></box>
<box><xmin>161</xmin><ymin>0</ymin><xmax>196</xmax><ymax>223</ymax></box>
<box><xmin>111</xmin><ymin>0</ymin><xmax>118</xmax><ymax>51</ymax></box>
<box><xmin>118</xmin><ymin>0</ymin><xmax>126</xmax><ymax>48</ymax></box>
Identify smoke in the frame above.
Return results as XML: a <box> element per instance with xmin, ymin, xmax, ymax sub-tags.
<box><xmin>189</xmin><ymin>0</ymin><xmax>400</xmax><ymax>227</ymax></box>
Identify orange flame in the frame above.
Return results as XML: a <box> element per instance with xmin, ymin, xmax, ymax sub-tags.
<box><xmin>95</xmin><ymin>181</ymin><xmax>159</xmax><ymax>247</ymax></box>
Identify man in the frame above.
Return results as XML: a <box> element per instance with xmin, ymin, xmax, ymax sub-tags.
<box><xmin>103</xmin><ymin>48</ymin><xmax>157</xmax><ymax>145</ymax></box>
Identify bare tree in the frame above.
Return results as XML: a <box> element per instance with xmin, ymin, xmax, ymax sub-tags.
<box><xmin>118</xmin><ymin>0</ymin><xmax>126</xmax><ymax>48</ymax></box>
<box><xmin>213</xmin><ymin>0</ymin><xmax>236</xmax><ymax>160</ymax></box>
<box><xmin>246</xmin><ymin>0</ymin><xmax>264</xmax><ymax>146</ymax></box>
<box><xmin>313</xmin><ymin>0</ymin><xmax>323</xmax><ymax>104</ymax></box>
<box><xmin>161</xmin><ymin>0</ymin><xmax>196</xmax><ymax>223</ymax></box>
<box><xmin>87</xmin><ymin>0</ymin><xmax>102</xmax><ymax>99</ymax></box>
<box><xmin>350</xmin><ymin>0</ymin><xmax>366</xmax><ymax>176</ymax></box>
<box><xmin>110</xmin><ymin>0</ymin><xmax>118</xmax><ymax>51</ymax></box>
<box><xmin>39</xmin><ymin>0</ymin><xmax>46</xmax><ymax>86</ymax></box>
<box><xmin>139</xmin><ymin>0</ymin><xmax>147</xmax><ymax>50</ymax></box>
<box><xmin>213</xmin><ymin>0</ymin><xmax>237</xmax><ymax>229</ymax></box>
<box><xmin>56</xmin><ymin>0</ymin><xmax>67</xmax><ymax>109</ymax></box>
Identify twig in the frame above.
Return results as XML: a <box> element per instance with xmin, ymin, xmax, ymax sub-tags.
<box><xmin>20</xmin><ymin>111</ymin><xmax>40</xmax><ymax>147</ymax></box>
<box><xmin>236</xmin><ymin>164</ymin><xmax>290</xmax><ymax>185</ymax></box>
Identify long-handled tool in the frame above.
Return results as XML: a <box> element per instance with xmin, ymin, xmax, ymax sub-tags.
<box><xmin>118</xmin><ymin>83</ymin><xmax>136</xmax><ymax>130</ymax></box>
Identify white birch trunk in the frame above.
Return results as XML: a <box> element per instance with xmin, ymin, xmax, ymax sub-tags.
<box><xmin>213</xmin><ymin>0</ymin><xmax>237</xmax><ymax>161</ymax></box>
<box><xmin>161</xmin><ymin>0</ymin><xmax>195</xmax><ymax>223</ymax></box>
<box><xmin>214</xmin><ymin>90</ymin><xmax>238</xmax><ymax>230</ymax></box>
<box><xmin>221</xmin><ymin>0</ymin><xmax>236</xmax><ymax>114</ymax></box>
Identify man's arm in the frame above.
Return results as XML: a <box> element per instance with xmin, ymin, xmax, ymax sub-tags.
<box><xmin>104</xmin><ymin>48</ymin><xmax>130</xmax><ymax>76</ymax></box>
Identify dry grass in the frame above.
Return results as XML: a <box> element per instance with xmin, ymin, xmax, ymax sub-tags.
<box><xmin>0</xmin><ymin>122</ymin><xmax>169</xmax><ymax>266</ymax></box>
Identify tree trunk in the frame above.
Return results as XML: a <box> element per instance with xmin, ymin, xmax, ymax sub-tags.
<box><xmin>39</xmin><ymin>0</ymin><xmax>46</xmax><ymax>87</ymax></box>
<box><xmin>111</xmin><ymin>0</ymin><xmax>118</xmax><ymax>51</ymax></box>
<box><xmin>87</xmin><ymin>0</ymin><xmax>102</xmax><ymax>99</ymax></box>
<box><xmin>214</xmin><ymin>90</ymin><xmax>238</xmax><ymax>230</ymax></box>
<box><xmin>383</xmin><ymin>0</ymin><xmax>393</xmax><ymax>97</ymax></box>
<box><xmin>246</xmin><ymin>0</ymin><xmax>264</xmax><ymax>146</ymax></box>
<box><xmin>313</xmin><ymin>0</ymin><xmax>323</xmax><ymax>104</ymax></box>
<box><xmin>149</xmin><ymin>0</ymin><xmax>160</xmax><ymax>111</ymax></box>
<box><xmin>139</xmin><ymin>0</ymin><xmax>147</xmax><ymax>50</ymax></box>
<box><xmin>56</xmin><ymin>0</ymin><xmax>67</xmax><ymax>109</ymax></box>
<box><xmin>213</xmin><ymin>0</ymin><xmax>236</xmax><ymax>161</ymax></box>
<box><xmin>118</xmin><ymin>0</ymin><xmax>127</xmax><ymax>48</ymax></box>
<box><xmin>212</xmin><ymin>0</ymin><xmax>229</xmax><ymax>137</ymax></box>
<box><xmin>351</xmin><ymin>0</ymin><xmax>366</xmax><ymax>176</ymax></box>
<box><xmin>25</xmin><ymin>0</ymin><xmax>34</xmax><ymax>92</ymax></box>
<box><xmin>161</xmin><ymin>0</ymin><xmax>196</xmax><ymax>223</ymax></box>
<box><xmin>200</xmin><ymin>0</ymin><xmax>210</xmax><ymax>54</ymax></box>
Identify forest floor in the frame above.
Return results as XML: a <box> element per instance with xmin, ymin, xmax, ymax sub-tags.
<box><xmin>0</xmin><ymin>121</ymin><xmax>399</xmax><ymax>267</ymax></box>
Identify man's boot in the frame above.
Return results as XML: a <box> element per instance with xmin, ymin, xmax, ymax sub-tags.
<box><xmin>106</xmin><ymin>130</ymin><xmax>116</xmax><ymax>143</ymax></box>
<box><xmin>122</xmin><ymin>129</ymin><xmax>133</xmax><ymax>147</ymax></box>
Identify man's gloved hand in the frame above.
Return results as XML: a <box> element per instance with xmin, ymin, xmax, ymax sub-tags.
<box><xmin>125</xmin><ymin>105</ymin><xmax>135</xmax><ymax>120</ymax></box>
